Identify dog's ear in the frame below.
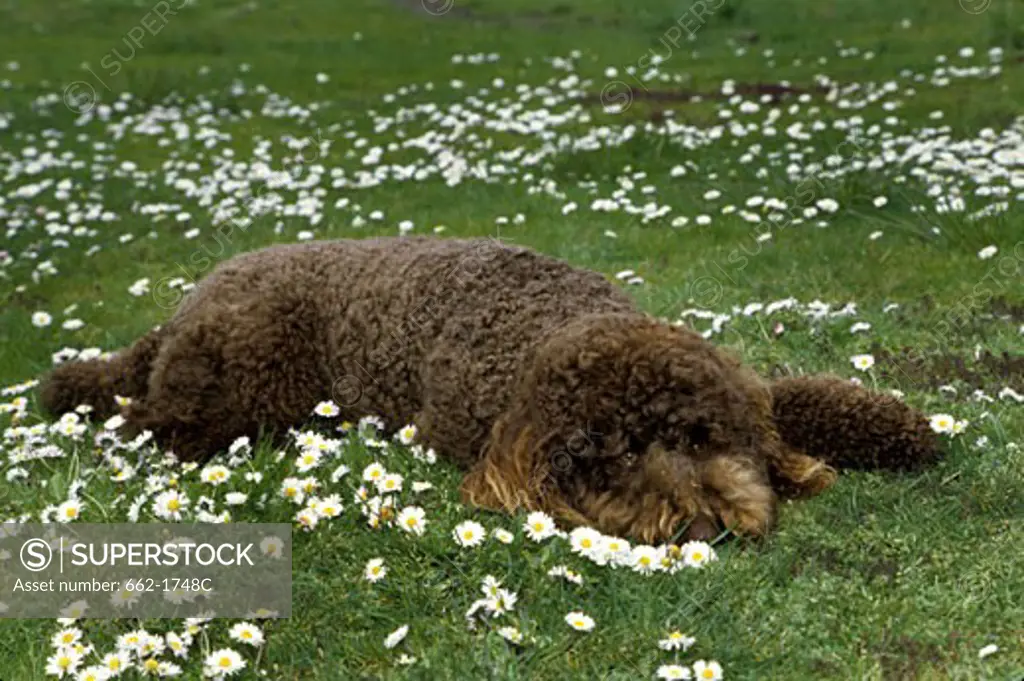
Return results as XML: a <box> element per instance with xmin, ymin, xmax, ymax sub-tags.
<box><xmin>460</xmin><ymin>409</ymin><xmax>553</xmax><ymax>515</ymax></box>
<box><xmin>769</xmin><ymin>375</ymin><xmax>942</xmax><ymax>473</ymax></box>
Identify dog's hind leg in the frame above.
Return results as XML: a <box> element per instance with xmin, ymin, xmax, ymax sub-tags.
<box><xmin>125</xmin><ymin>298</ymin><xmax>326</xmax><ymax>462</ymax></box>
<box><xmin>770</xmin><ymin>375</ymin><xmax>941</xmax><ymax>472</ymax></box>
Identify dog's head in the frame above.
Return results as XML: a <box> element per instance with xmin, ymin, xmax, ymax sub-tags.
<box><xmin>461</xmin><ymin>313</ymin><xmax>790</xmax><ymax>543</ymax></box>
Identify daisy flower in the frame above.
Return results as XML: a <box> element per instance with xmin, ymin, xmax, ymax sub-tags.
<box><xmin>76</xmin><ymin>666</ymin><xmax>112</xmax><ymax>681</ymax></box>
<box><xmin>481</xmin><ymin>575</ymin><xmax>502</xmax><ymax>599</ymax></box>
<box><xmin>260</xmin><ymin>536</ymin><xmax>285</xmax><ymax>558</ymax></box>
<box><xmin>200</xmin><ymin>465</ymin><xmax>231</xmax><ymax>485</ymax></box>
<box><xmin>384</xmin><ymin>625</ymin><xmax>409</xmax><ymax>649</ymax></box>
<box><xmin>295</xmin><ymin>450</ymin><xmax>322</xmax><ymax>474</ymax></box>
<box><xmin>396</xmin><ymin>424</ymin><xmax>417</xmax><ymax>445</ymax></box>
<box><xmin>492</xmin><ymin>528</ymin><xmax>514</xmax><ymax>544</ymax></box>
<box><xmin>316</xmin><ymin>494</ymin><xmax>343</xmax><ymax>518</ymax></box>
<box><xmin>397</xmin><ymin>506</ymin><xmax>427</xmax><ymax>536</ymax></box>
<box><xmin>362</xmin><ymin>463</ymin><xmax>387</xmax><ymax>484</ymax></box>
<box><xmin>497</xmin><ymin>626</ymin><xmax>525</xmax><ymax>645</ymax></box>
<box><xmin>165</xmin><ymin>632</ymin><xmax>191</xmax><ymax>658</ymax></box>
<box><xmin>203</xmin><ymin>648</ymin><xmax>246</xmax><ymax>678</ymax></box>
<box><xmin>56</xmin><ymin>499</ymin><xmax>83</xmax><ymax>523</ymax></box>
<box><xmin>364</xmin><ymin>558</ymin><xmax>387</xmax><ymax>583</ymax></box>
<box><xmin>377</xmin><ymin>473</ymin><xmax>403</xmax><ymax>494</ymax></box>
<box><xmin>453</xmin><ymin>520</ymin><xmax>486</xmax><ymax>547</ymax></box>
<box><xmin>547</xmin><ymin>565</ymin><xmax>583</xmax><ymax>585</ymax></box>
<box><xmin>152</xmin><ymin>490</ymin><xmax>189</xmax><ymax>521</ymax></box>
<box><xmin>565</xmin><ymin>611</ymin><xmax>595</xmax><ymax>632</ymax></box>
<box><xmin>45</xmin><ymin>646</ymin><xmax>82</xmax><ymax>677</ymax></box>
<box><xmin>850</xmin><ymin>354</ymin><xmax>875</xmax><ymax>371</ymax></box>
<box><xmin>295</xmin><ymin>507</ymin><xmax>319</xmax><ymax>531</ymax></box>
<box><xmin>100</xmin><ymin>652</ymin><xmax>132</xmax><ymax>676</ymax></box>
<box><xmin>228</xmin><ymin>622</ymin><xmax>264</xmax><ymax>647</ymax></box>
<box><xmin>659</xmin><ymin>631</ymin><xmax>697</xmax><ymax>651</ymax></box>
<box><xmin>693</xmin><ymin>660</ymin><xmax>724</xmax><ymax>680</ymax></box>
<box><xmin>604</xmin><ymin>536</ymin><xmax>632</xmax><ymax>566</ymax></box>
<box><xmin>631</xmin><ymin>545</ymin><xmax>663</xmax><ymax>574</ymax></box>
<box><xmin>32</xmin><ymin>311</ymin><xmax>53</xmax><ymax>328</ymax></box>
<box><xmin>51</xmin><ymin>627</ymin><xmax>82</xmax><ymax>648</ymax></box>
<box><xmin>523</xmin><ymin>511</ymin><xmax>557</xmax><ymax>541</ymax></box>
<box><xmin>979</xmin><ymin>643</ymin><xmax>999</xmax><ymax>659</ymax></box>
<box><xmin>280</xmin><ymin>477</ymin><xmax>306</xmax><ymax>505</ymax></box>
<box><xmin>313</xmin><ymin>400</ymin><xmax>340</xmax><ymax>417</ymax></box>
<box><xmin>486</xmin><ymin>589</ymin><xmax>518</xmax><ymax>616</ymax></box>
<box><xmin>928</xmin><ymin>413</ymin><xmax>956</xmax><ymax>434</ymax></box>
<box><xmin>682</xmin><ymin>541</ymin><xmax>717</xmax><ymax>569</ymax></box>
<box><xmin>224</xmin><ymin>492</ymin><xmax>248</xmax><ymax>506</ymax></box>
<box><xmin>569</xmin><ymin>527</ymin><xmax>602</xmax><ymax>555</ymax></box>
<box><xmin>657</xmin><ymin>665</ymin><xmax>693</xmax><ymax>680</ymax></box>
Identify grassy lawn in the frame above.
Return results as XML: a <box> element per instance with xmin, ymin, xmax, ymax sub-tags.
<box><xmin>1</xmin><ymin>0</ymin><xmax>1023</xmax><ymax>678</ymax></box>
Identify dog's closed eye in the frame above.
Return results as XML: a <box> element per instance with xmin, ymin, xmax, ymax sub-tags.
<box><xmin>686</xmin><ymin>423</ymin><xmax>711</xmax><ymax>449</ymax></box>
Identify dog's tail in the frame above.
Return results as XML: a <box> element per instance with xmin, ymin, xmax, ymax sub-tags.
<box><xmin>770</xmin><ymin>375</ymin><xmax>941</xmax><ymax>473</ymax></box>
<box><xmin>39</xmin><ymin>327</ymin><xmax>166</xmax><ymax>418</ymax></box>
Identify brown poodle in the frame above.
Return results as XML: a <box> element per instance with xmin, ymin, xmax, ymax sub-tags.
<box><xmin>39</xmin><ymin>237</ymin><xmax>940</xmax><ymax>542</ymax></box>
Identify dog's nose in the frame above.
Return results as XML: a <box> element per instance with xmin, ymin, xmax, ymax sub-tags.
<box><xmin>684</xmin><ymin>514</ymin><xmax>719</xmax><ymax>541</ymax></box>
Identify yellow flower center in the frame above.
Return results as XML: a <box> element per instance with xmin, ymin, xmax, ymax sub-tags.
<box><xmin>219</xmin><ymin>656</ymin><xmax>232</xmax><ymax>668</ymax></box>
<box><xmin>58</xmin><ymin>657</ymin><xmax>72</xmax><ymax>669</ymax></box>
<box><xmin>702</xmin><ymin>671</ymin><xmax>715</xmax><ymax>679</ymax></box>
<box><xmin>144</xmin><ymin>659</ymin><xmax>159</xmax><ymax>671</ymax></box>
<box><xmin>65</xmin><ymin>508</ymin><xmax>78</xmax><ymax>518</ymax></box>
<box><xmin>581</xmin><ymin>539</ymin><xmax>591</xmax><ymax>548</ymax></box>
<box><xmin>167</xmin><ymin>498</ymin><xmax>180</xmax><ymax>511</ymax></box>
<box><xmin>693</xmin><ymin>552</ymin><xmax>703</xmax><ymax>561</ymax></box>
<box><xmin>241</xmin><ymin>631</ymin><xmax>252</xmax><ymax>639</ymax></box>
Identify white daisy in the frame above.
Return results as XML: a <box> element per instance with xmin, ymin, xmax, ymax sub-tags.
<box><xmin>152</xmin><ymin>490</ymin><xmax>189</xmax><ymax>521</ymax></box>
<box><xmin>850</xmin><ymin>354</ymin><xmax>875</xmax><ymax>371</ymax></box>
<box><xmin>313</xmin><ymin>400</ymin><xmax>340</xmax><ymax>417</ymax></box>
<box><xmin>564</xmin><ymin>611</ymin><xmax>595</xmax><ymax>632</ymax></box>
<box><xmin>657</xmin><ymin>665</ymin><xmax>693</xmax><ymax>680</ymax></box>
<box><xmin>523</xmin><ymin>511</ymin><xmax>557</xmax><ymax>541</ymax></box>
<box><xmin>362</xmin><ymin>463</ymin><xmax>387</xmax><ymax>483</ymax></box>
<box><xmin>659</xmin><ymin>631</ymin><xmax>697</xmax><ymax>651</ymax></box>
<box><xmin>376</xmin><ymin>473</ymin><xmax>404</xmax><ymax>494</ymax></box>
<box><xmin>928</xmin><ymin>413</ymin><xmax>956</xmax><ymax>434</ymax></box>
<box><xmin>492</xmin><ymin>528</ymin><xmax>514</xmax><ymax>544</ymax></box>
<box><xmin>384</xmin><ymin>624</ymin><xmax>409</xmax><ymax>649</ymax></box>
<box><xmin>397</xmin><ymin>506</ymin><xmax>427</xmax><ymax>536</ymax></box>
<box><xmin>228</xmin><ymin>622</ymin><xmax>264</xmax><ymax>647</ymax></box>
<box><xmin>453</xmin><ymin>520</ymin><xmax>486</xmax><ymax>547</ymax></box>
<box><xmin>364</xmin><ymin>558</ymin><xmax>387</xmax><ymax>583</ymax></box>
<box><xmin>631</xmin><ymin>544</ymin><xmax>664</xmax><ymax>574</ymax></box>
<box><xmin>692</xmin><ymin>660</ymin><xmax>724</xmax><ymax>680</ymax></box>
<box><xmin>396</xmin><ymin>424</ymin><xmax>417</xmax><ymax>445</ymax></box>
<box><xmin>203</xmin><ymin>648</ymin><xmax>246</xmax><ymax>677</ymax></box>
<box><xmin>200</xmin><ymin>465</ymin><xmax>231</xmax><ymax>486</ymax></box>
<box><xmin>682</xmin><ymin>541</ymin><xmax>717</xmax><ymax>569</ymax></box>
<box><xmin>56</xmin><ymin>499</ymin><xmax>83</xmax><ymax>523</ymax></box>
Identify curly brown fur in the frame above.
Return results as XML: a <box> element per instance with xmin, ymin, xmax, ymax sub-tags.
<box><xmin>769</xmin><ymin>375</ymin><xmax>941</xmax><ymax>473</ymax></box>
<box><xmin>38</xmin><ymin>237</ymin><xmax>937</xmax><ymax>541</ymax></box>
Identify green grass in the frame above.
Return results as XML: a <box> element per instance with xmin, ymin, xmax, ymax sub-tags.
<box><xmin>1</xmin><ymin>0</ymin><xmax>1023</xmax><ymax>678</ymax></box>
